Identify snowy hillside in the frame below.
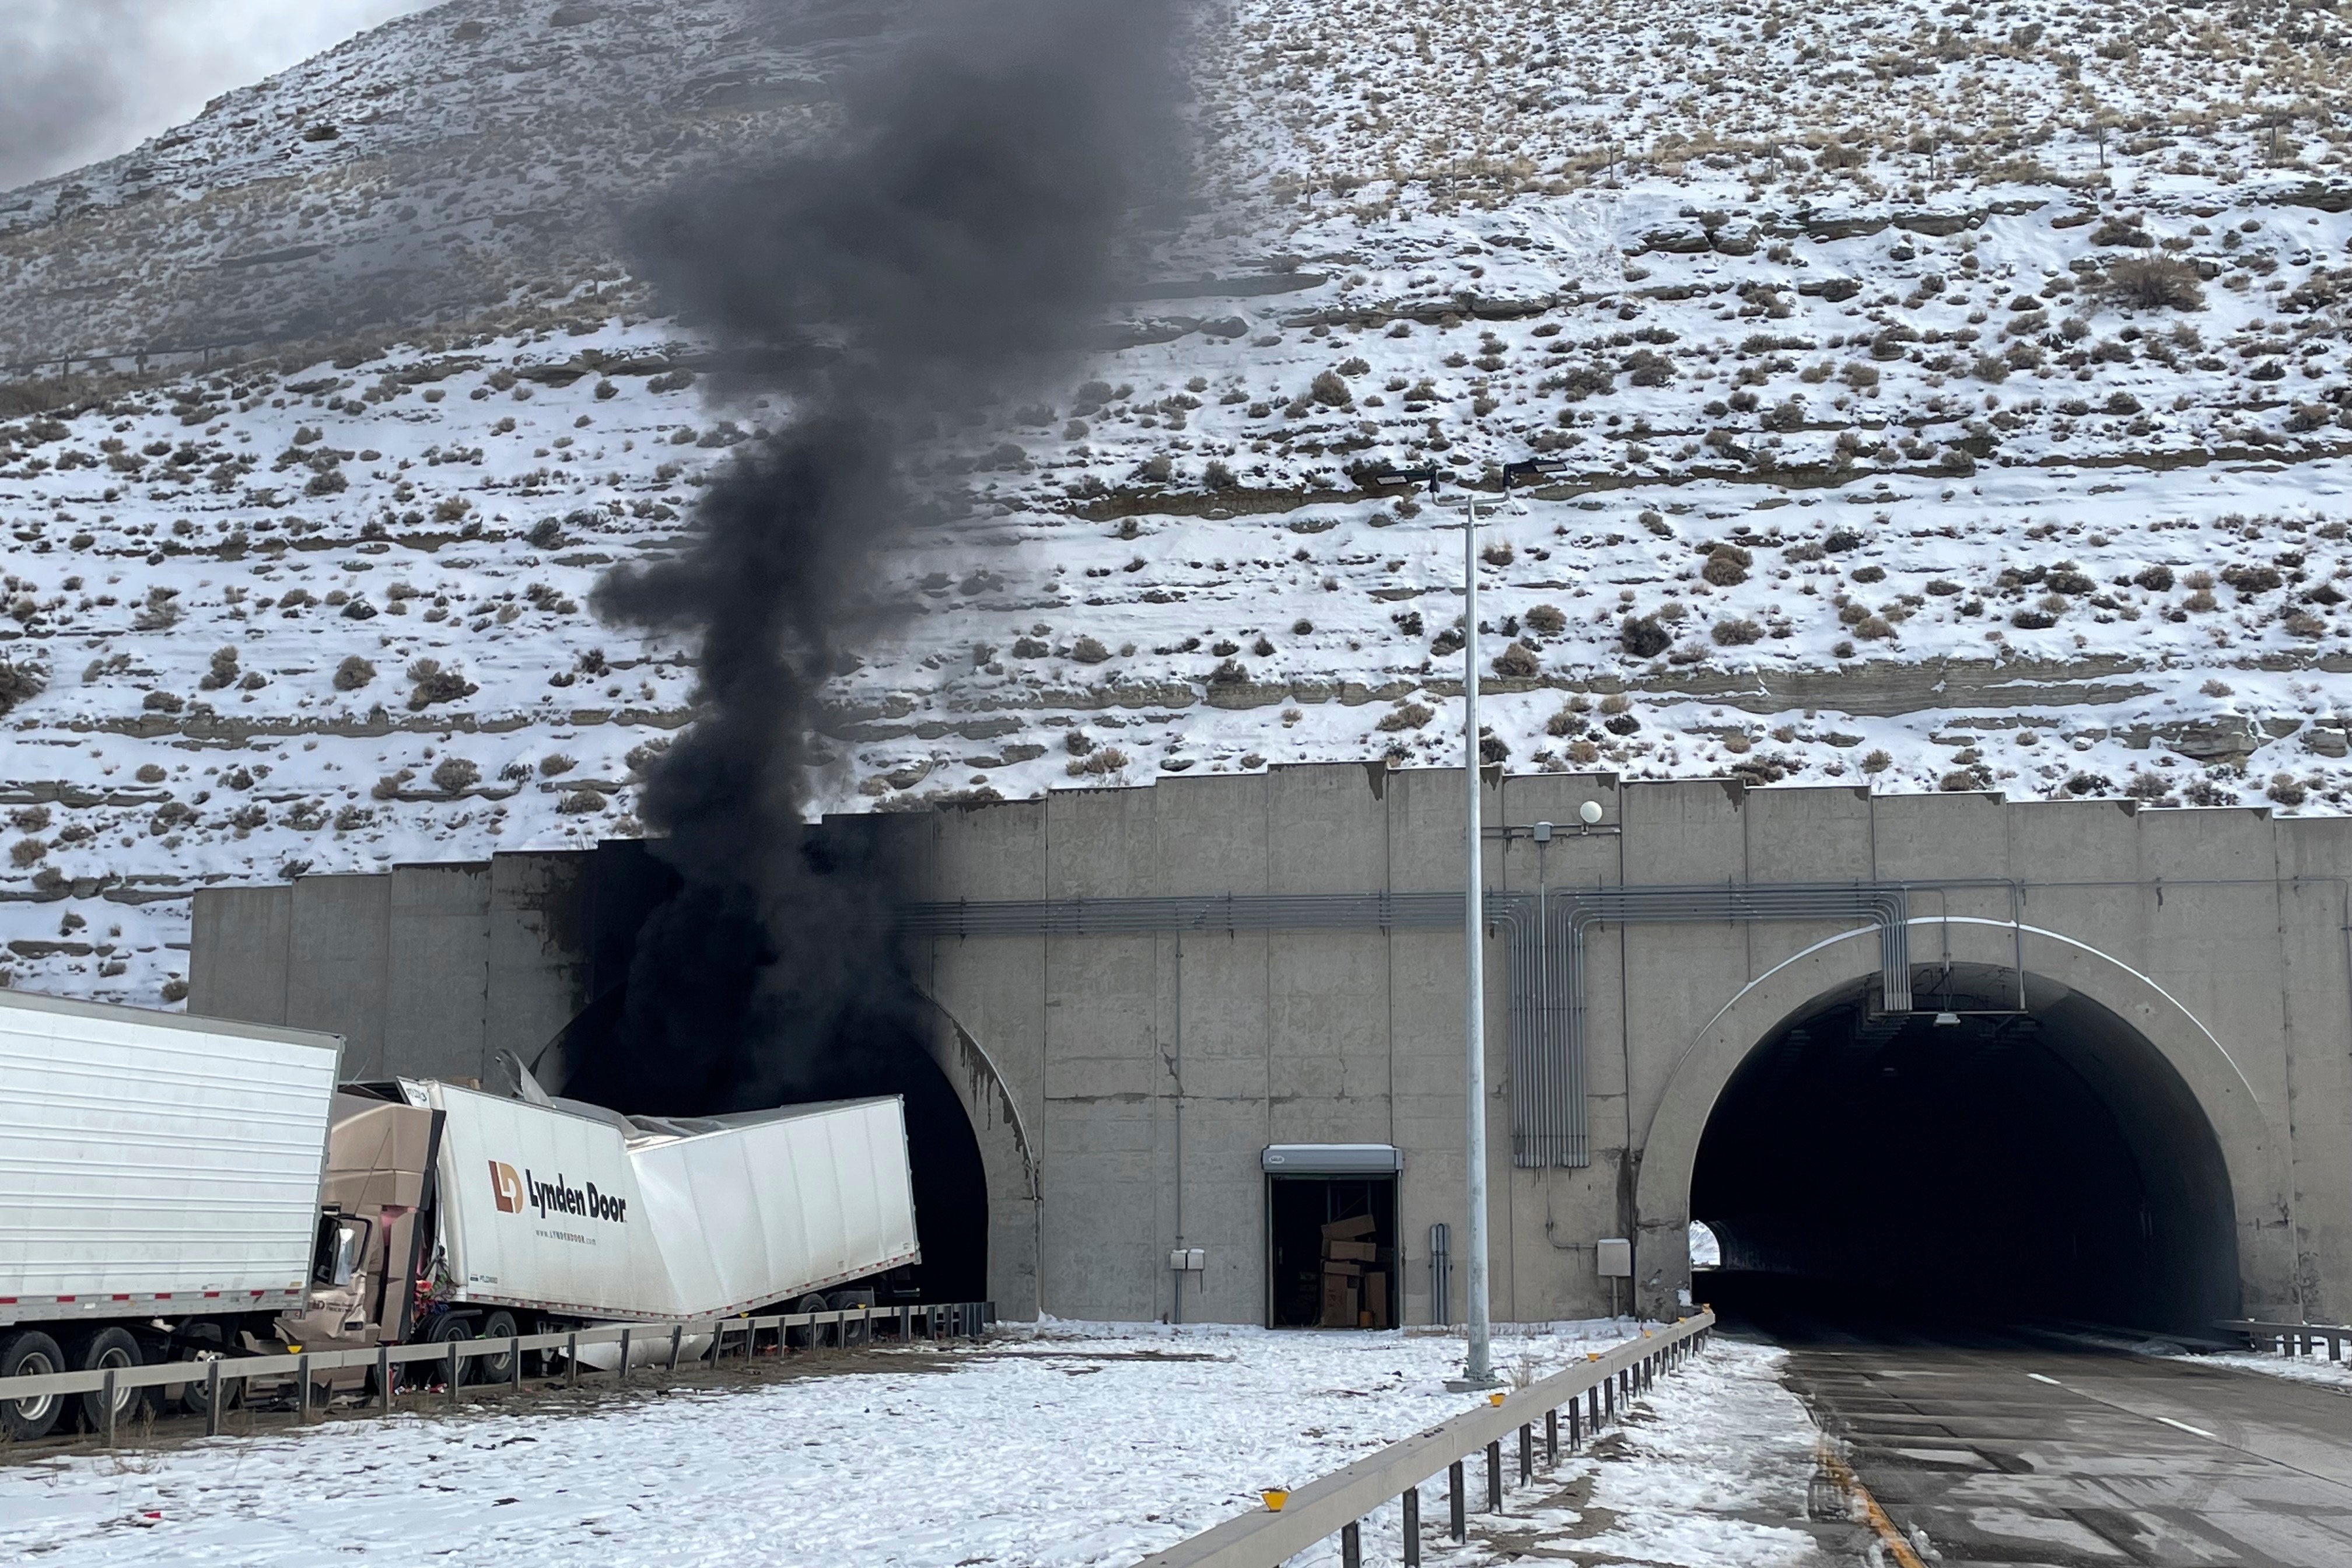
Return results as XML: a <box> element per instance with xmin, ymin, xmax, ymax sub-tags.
<box><xmin>10</xmin><ymin>0</ymin><xmax>2352</xmax><ymax>1002</ymax></box>
<box><xmin>0</xmin><ymin>0</ymin><xmax>887</xmax><ymax>371</ymax></box>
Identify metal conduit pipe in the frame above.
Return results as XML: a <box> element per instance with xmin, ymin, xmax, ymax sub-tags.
<box><xmin>894</xmin><ymin>885</ymin><xmax>1914</xmax><ymax>1173</ymax></box>
<box><xmin>900</xmin><ymin>873</ymin><xmax>2350</xmax><ymax>1187</ymax></box>
<box><xmin>898</xmin><ymin>892</ymin><xmax>1573</xmax><ymax>1163</ymax></box>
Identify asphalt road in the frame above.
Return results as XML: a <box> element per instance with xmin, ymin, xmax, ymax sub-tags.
<box><xmin>1759</xmin><ymin>1321</ymin><xmax>2352</xmax><ymax>1566</ymax></box>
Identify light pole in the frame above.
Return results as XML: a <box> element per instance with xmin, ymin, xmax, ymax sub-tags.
<box><xmin>1369</xmin><ymin>459</ymin><xmax>1559</xmax><ymax>1386</ymax></box>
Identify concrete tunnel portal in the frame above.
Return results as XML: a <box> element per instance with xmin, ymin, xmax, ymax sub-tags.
<box><xmin>1688</xmin><ymin>963</ymin><xmax>2242</xmax><ymax>1334</ymax></box>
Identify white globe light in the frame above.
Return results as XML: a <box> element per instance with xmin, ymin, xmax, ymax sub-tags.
<box><xmin>1578</xmin><ymin>800</ymin><xmax>1604</xmax><ymax>825</ymax></box>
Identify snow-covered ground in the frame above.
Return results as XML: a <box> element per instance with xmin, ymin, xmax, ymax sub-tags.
<box><xmin>0</xmin><ymin>1319</ymin><xmax>1836</xmax><ymax>1568</ymax></box>
<box><xmin>13</xmin><ymin>0</ymin><xmax>2352</xmax><ymax>1007</ymax></box>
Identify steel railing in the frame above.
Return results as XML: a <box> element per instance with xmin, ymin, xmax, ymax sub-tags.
<box><xmin>1128</xmin><ymin>1311</ymin><xmax>1715</xmax><ymax>1568</ymax></box>
<box><xmin>0</xmin><ymin>1300</ymin><xmax>995</xmax><ymax>1447</ymax></box>
<box><xmin>2218</xmin><ymin>1317</ymin><xmax>2350</xmax><ymax>1361</ymax></box>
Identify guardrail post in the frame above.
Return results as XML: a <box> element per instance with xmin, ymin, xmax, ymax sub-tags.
<box><xmin>102</xmin><ymin>1368</ymin><xmax>118</xmax><ymax>1446</ymax></box>
<box><xmin>1448</xmin><ymin>1460</ymin><xmax>1466</xmax><ymax>1541</ymax></box>
<box><xmin>1545</xmin><ymin>1407</ymin><xmax>1558</xmax><ymax>1465</ymax></box>
<box><xmin>1340</xmin><ymin>1519</ymin><xmax>1361</xmax><ymax>1568</ymax></box>
<box><xmin>1602</xmin><ymin>1377</ymin><xmax>1614</xmax><ymax>1423</ymax></box>
<box><xmin>567</xmin><ymin>1333</ymin><xmax>580</xmax><ymax>1387</ymax></box>
<box><xmin>446</xmin><ymin>1343</ymin><xmax>461</xmax><ymax>1407</ymax></box>
<box><xmin>618</xmin><ymin>1329</ymin><xmax>632</xmax><ymax>1386</ymax></box>
<box><xmin>1518</xmin><ymin>1422</ymin><xmax>1532</xmax><ymax>1483</ymax></box>
<box><xmin>510</xmin><ymin>1337</ymin><xmax>524</xmax><ymax>1392</ymax></box>
<box><xmin>379</xmin><ymin>1345</ymin><xmax>394</xmax><ymax>1412</ymax></box>
<box><xmin>1568</xmin><ymin>1397</ymin><xmax>1580</xmax><ymax>1448</ymax></box>
<box><xmin>1485</xmin><ymin>1440</ymin><xmax>1502</xmax><ymax>1510</ymax></box>
<box><xmin>296</xmin><ymin>1353</ymin><xmax>312</xmax><ymax>1419</ymax></box>
<box><xmin>205</xmin><ymin>1359</ymin><xmax>223</xmax><ymax>1437</ymax></box>
<box><xmin>669</xmin><ymin>1323</ymin><xmax>685</xmax><ymax>1372</ymax></box>
<box><xmin>1402</xmin><ymin>1486</ymin><xmax>1420</xmax><ymax>1566</ymax></box>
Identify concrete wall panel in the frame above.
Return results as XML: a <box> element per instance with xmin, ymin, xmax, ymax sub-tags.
<box><xmin>487</xmin><ymin>853</ymin><xmax>591</xmax><ymax>1076</ymax></box>
<box><xmin>1620</xmin><ymin>779</ymin><xmax>1744</xmax><ymax>884</ymax></box>
<box><xmin>188</xmin><ymin>886</ymin><xmax>291</xmax><ymax>1027</ymax></box>
<box><xmin>384</xmin><ymin>863</ymin><xmax>492</xmax><ymax>1085</ymax></box>
<box><xmin>1745</xmin><ymin>786</ymin><xmax>1874</xmax><ymax>884</ymax></box>
<box><xmin>1267</xmin><ymin>762</ymin><xmax>1392</xmax><ymax>893</ymax></box>
<box><xmin>285</xmin><ymin>876</ymin><xmax>390</xmax><ymax>1076</ymax></box>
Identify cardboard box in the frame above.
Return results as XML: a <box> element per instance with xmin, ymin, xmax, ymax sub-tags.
<box><xmin>1323</xmin><ymin>1238</ymin><xmax>1378</xmax><ymax>1264</ymax></box>
<box><xmin>1363</xmin><ymin>1271</ymin><xmax>1389</xmax><ymax>1328</ymax></box>
<box><xmin>1321</xmin><ymin>1214</ymin><xmax>1378</xmax><ymax>1241</ymax></box>
<box><xmin>1320</xmin><ymin>1272</ymin><xmax>1360</xmax><ymax>1328</ymax></box>
<box><xmin>1321</xmin><ymin>1258</ymin><xmax>1363</xmax><ymax>1278</ymax></box>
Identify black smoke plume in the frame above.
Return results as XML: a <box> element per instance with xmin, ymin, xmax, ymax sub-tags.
<box><xmin>572</xmin><ymin>0</ymin><xmax>1177</xmax><ymax>1121</ymax></box>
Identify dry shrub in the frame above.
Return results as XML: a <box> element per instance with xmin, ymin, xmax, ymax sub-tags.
<box><xmin>2104</xmin><ymin>256</ymin><xmax>2204</xmax><ymax>312</ymax></box>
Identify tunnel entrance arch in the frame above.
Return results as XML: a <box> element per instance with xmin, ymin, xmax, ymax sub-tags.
<box><xmin>1690</xmin><ymin>964</ymin><xmax>2238</xmax><ymax>1329</ymax></box>
<box><xmin>540</xmin><ymin>981</ymin><xmax>996</xmax><ymax>1308</ymax></box>
<box><xmin>1634</xmin><ymin>920</ymin><xmax>2283</xmax><ymax>1334</ymax></box>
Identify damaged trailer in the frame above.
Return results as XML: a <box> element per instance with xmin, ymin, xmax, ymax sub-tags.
<box><xmin>290</xmin><ymin>1080</ymin><xmax>923</xmax><ymax>1374</ymax></box>
<box><xmin>0</xmin><ymin>988</ymin><xmax>923</xmax><ymax>1441</ymax></box>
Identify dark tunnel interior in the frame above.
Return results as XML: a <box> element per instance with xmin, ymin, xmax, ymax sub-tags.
<box><xmin>531</xmin><ymin>840</ymin><xmax>989</xmax><ymax>1304</ymax></box>
<box><xmin>1689</xmin><ymin>964</ymin><xmax>2241</xmax><ymax>1335</ymax></box>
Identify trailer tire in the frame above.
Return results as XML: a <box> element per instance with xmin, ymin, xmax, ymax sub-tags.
<box><xmin>176</xmin><ymin>1347</ymin><xmax>243</xmax><ymax>1418</ymax></box>
<box><xmin>785</xmin><ymin>1294</ymin><xmax>831</xmax><ymax>1350</ymax></box>
<box><xmin>425</xmin><ymin>1313</ymin><xmax>474</xmax><ymax>1386</ymax></box>
<box><xmin>0</xmin><ymin>1330</ymin><xmax>65</xmax><ymax>1442</ymax></box>
<box><xmin>476</xmin><ymin>1311</ymin><xmax>519</xmax><ymax>1385</ymax></box>
<box><xmin>68</xmin><ymin>1327</ymin><xmax>145</xmax><ymax>1433</ymax></box>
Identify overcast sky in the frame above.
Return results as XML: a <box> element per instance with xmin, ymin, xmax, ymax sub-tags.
<box><xmin>0</xmin><ymin>0</ymin><xmax>442</xmax><ymax>190</ymax></box>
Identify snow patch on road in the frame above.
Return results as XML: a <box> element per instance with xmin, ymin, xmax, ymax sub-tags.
<box><xmin>2186</xmin><ymin>1348</ymin><xmax>2352</xmax><ymax>1392</ymax></box>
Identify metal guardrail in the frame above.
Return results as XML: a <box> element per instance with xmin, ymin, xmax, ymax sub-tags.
<box><xmin>2218</xmin><ymin>1317</ymin><xmax>2349</xmax><ymax>1360</ymax></box>
<box><xmin>0</xmin><ymin>1301</ymin><xmax>994</xmax><ymax>1447</ymax></box>
<box><xmin>1129</xmin><ymin>1311</ymin><xmax>1716</xmax><ymax>1568</ymax></box>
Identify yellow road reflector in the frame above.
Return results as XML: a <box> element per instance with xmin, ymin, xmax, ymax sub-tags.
<box><xmin>1488</xmin><ymin>1391</ymin><xmax>1505</xmax><ymax>1406</ymax></box>
<box><xmin>1261</xmin><ymin>1489</ymin><xmax>1289</xmax><ymax>1512</ymax></box>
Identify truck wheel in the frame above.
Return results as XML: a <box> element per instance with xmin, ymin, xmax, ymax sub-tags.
<box><xmin>476</xmin><ymin>1311</ymin><xmax>520</xmax><ymax>1384</ymax></box>
<box><xmin>176</xmin><ymin>1348</ymin><xmax>244</xmax><ymax>1418</ymax></box>
<box><xmin>0</xmin><ymin>1331</ymin><xmax>65</xmax><ymax>1441</ymax></box>
<box><xmin>425</xmin><ymin>1314</ymin><xmax>473</xmax><ymax>1386</ymax></box>
<box><xmin>786</xmin><ymin>1293</ymin><xmax>830</xmax><ymax>1350</ymax></box>
<box><xmin>830</xmin><ymin>1289</ymin><xmax>877</xmax><ymax>1348</ymax></box>
<box><xmin>69</xmin><ymin>1327</ymin><xmax>145</xmax><ymax>1433</ymax></box>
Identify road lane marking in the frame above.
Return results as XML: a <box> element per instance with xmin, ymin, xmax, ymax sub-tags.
<box><xmin>2157</xmin><ymin>1415</ymin><xmax>2218</xmax><ymax>1439</ymax></box>
<box><xmin>2028</xmin><ymin>1373</ymin><xmax>2063</xmax><ymax>1385</ymax></box>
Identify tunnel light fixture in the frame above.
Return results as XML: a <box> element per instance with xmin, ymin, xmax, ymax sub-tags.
<box><xmin>1933</xmin><ymin>1010</ymin><xmax>1962</xmax><ymax>1027</ymax></box>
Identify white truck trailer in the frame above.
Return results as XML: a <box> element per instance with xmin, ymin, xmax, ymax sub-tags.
<box><xmin>0</xmin><ymin>988</ymin><xmax>345</xmax><ymax>1439</ymax></box>
<box><xmin>287</xmin><ymin>1080</ymin><xmax>923</xmax><ymax>1375</ymax></box>
<box><xmin>0</xmin><ymin>989</ymin><xmax>924</xmax><ymax>1440</ymax></box>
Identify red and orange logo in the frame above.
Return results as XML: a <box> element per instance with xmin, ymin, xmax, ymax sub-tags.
<box><xmin>488</xmin><ymin>1160</ymin><xmax>523</xmax><ymax>1214</ymax></box>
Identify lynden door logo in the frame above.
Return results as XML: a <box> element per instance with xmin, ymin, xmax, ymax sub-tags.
<box><xmin>487</xmin><ymin>1158</ymin><xmax>628</xmax><ymax>1223</ymax></box>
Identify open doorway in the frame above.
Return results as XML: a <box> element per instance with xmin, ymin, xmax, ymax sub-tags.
<box><xmin>1266</xmin><ymin>1174</ymin><xmax>1398</xmax><ymax>1328</ymax></box>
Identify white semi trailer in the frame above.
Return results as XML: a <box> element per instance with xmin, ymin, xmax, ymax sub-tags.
<box><xmin>0</xmin><ymin>989</ymin><xmax>923</xmax><ymax>1441</ymax></box>
<box><xmin>0</xmin><ymin>989</ymin><xmax>346</xmax><ymax>1439</ymax></box>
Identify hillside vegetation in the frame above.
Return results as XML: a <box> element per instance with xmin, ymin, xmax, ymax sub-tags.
<box><xmin>6</xmin><ymin>0</ymin><xmax>2352</xmax><ymax>1000</ymax></box>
